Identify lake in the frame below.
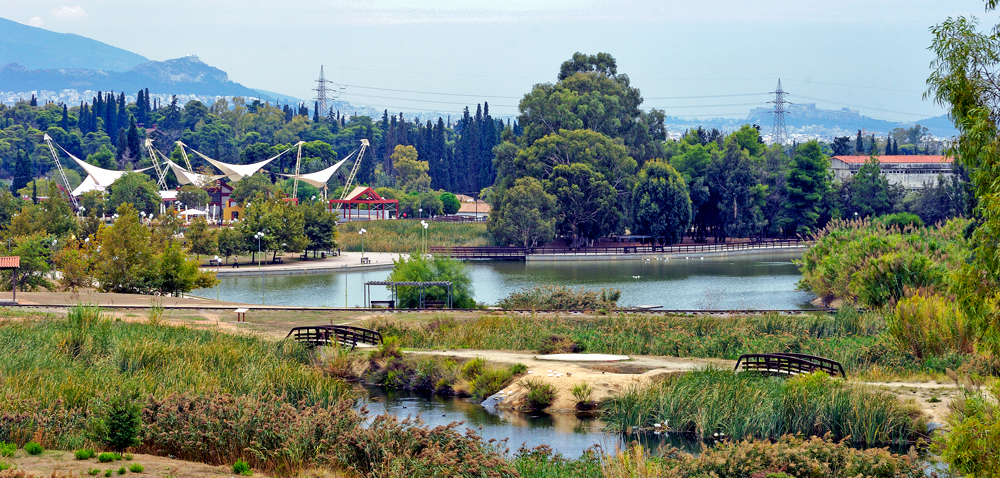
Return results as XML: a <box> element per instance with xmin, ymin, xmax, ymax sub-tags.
<box><xmin>192</xmin><ymin>251</ymin><xmax>817</xmax><ymax>309</ymax></box>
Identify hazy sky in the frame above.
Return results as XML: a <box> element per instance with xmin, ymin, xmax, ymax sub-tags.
<box><xmin>1</xmin><ymin>0</ymin><xmax>994</xmax><ymax>122</ymax></box>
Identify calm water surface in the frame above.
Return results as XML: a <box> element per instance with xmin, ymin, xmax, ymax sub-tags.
<box><xmin>192</xmin><ymin>252</ymin><xmax>816</xmax><ymax>309</ymax></box>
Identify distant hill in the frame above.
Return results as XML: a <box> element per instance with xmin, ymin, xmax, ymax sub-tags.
<box><xmin>1</xmin><ymin>56</ymin><xmax>284</xmax><ymax>102</ymax></box>
<box><xmin>0</xmin><ymin>17</ymin><xmax>147</xmax><ymax>72</ymax></box>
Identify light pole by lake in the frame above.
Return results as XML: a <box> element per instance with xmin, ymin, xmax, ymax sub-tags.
<box><xmin>421</xmin><ymin>220</ymin><xmax>428</xmax><ymax>256</ymax></box>
<box><xmin>359</xmin><ymin>228</ymin><xmax>367</xmax><ymax>263</ymax></box>
<box><xmin>214</xmin><ymin>255</ymin><xmax>221</xmax><ymax>301</ymax></box>
<box><xmin>254</xmin><ymin>231</ymin><xmax>265</xmax><ymax>305</ymax></box>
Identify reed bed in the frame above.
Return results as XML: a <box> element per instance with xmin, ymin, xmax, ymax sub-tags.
<box><xmin>0</xmin><ymin>305</ymin><xmax>353</xmax><ymax>411</ymax></box>
<box><xmin>363</xmin><ymin>309</ymin><xmax>959</xmax><ymax>377</ymax></box>
<box><xmin>338</xmin><ymin>220</ymin><xmax>491</xmax><ymax>252</ymax></box>
<box><xmin>602</xmin><ymin>367</ymin><xmax>924</xmax><ymax>446</ymax></box>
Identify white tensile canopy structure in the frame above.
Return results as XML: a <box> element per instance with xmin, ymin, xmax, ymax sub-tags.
<box><xmin>178</xmin><ymin>208</ymin><xmax>208</xmax><ymax>216</ymax></box>
<box><xmin>279</xmin><ymin>157</ymin><xmax>350</xmax><ymax>189</ymax></box>
<box><xmin>163</xmin><ymin>158</ymin><xmax>224</xmax><ymax>187</ymax></box>
<box><xmin>187</xmin><ymin>147</ymin><xmax>290</xmax><ymax>183</ymax></box>
<box><xmin>61</xmin><ymin>149</ymin><xmax>154</xmax><ymax>196</ymax></box>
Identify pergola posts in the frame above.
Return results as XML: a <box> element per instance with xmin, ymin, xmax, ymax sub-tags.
<box><xmin>0</xmin><ymin>257</ymin><xmax>20</xmax><ymax>304</ymax></box>
<box><xmin>363</xmin><ymin>280</ymin><xmax>453</xmax><ymax>309</ymax></box>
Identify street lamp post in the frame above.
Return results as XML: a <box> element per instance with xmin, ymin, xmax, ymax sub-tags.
<box><xmin>421</xmin><ymin>220</ymin><xmax>428</xmax><ymax>256</ymax></box>
<box><xmin>359</xmin><ymin>228</ymin><xmax>367</xmax><ymax>263</ymax></box>
<box><xmin>214</xmin><ymin>255</ymin><xmax>221</xmax><ymax>301</ymax></box>
<box><xmin>254</xmin><ymin>231</ymin><xmax>265</xmax><ymax>305</ymax></box>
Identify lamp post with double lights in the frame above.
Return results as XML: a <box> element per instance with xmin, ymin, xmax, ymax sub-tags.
<box><xmin>359</xmin><ymin>228</ymin><xmax>367</xmax><ymax>263</ymax></box>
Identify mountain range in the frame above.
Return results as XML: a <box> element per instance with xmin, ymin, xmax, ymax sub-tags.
<box><xmin>0</xmin><ymin>16</ymin><xmax>958</xmax><ymax>139</ymax></box>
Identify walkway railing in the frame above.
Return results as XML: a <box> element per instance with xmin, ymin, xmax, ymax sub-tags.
<box><xmin>734</xmin><ymin>353</ymin><xmax>846</xmax><ymax>378</ymax></box>
<box><xmin>433</xmin><ymin>239</ymin><xmax>804</xmax><ymax>260</ymax></box>
<box><xmin>285</xmin><ymin>325</ymin><xmax>383</xmax><ymax>350</ymax></box>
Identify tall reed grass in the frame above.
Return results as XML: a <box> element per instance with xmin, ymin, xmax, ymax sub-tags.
<box><xmin>338</xmin><ymin>220</ymin><xmax>491</xmax><ymax>252</ymax></box>
<box><xmin>602</xmin><ymin>367</ymin><xmax>923</xmax><ymax>445</ymax></box>
<box><xmin>363</xmin><ymin>309</ymin><xmax>947</xmax><ymax>376</ymax></box>
<box><xmin>0</xmin><ymin>304</ymin><xmax>353</xmax><ymax>445</ymax></box>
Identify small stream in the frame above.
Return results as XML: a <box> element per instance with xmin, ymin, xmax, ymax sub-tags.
<box><xmin>358</xmin><ymin>385</ymin><xmax>701</xmax><ymax>458</ymax></box>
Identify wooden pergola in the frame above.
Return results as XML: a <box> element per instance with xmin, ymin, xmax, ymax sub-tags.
<box><xmin>364</xmin><ymin>280</ymin><xmax>453</xmax><ymax>309</ymax></box>
<box><xmin>0</xmin><ymin>256</ymin><xmax>20</xmax><ymax>304</ymax></box>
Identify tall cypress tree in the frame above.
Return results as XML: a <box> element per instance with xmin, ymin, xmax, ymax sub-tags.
<box><xmin>855</xmin><ymin>130</ymin><xmax>863</xmax><ymax>154</ymax></box>
<box><xmin>116</xmin><ymin>93</ymin><xmax>127</xmax><ymax>138</ymax></box>
<box><xmin>60</xmin><ymin>104</ymin><xmax>69</xmax><ymax>130</ymax></box>
<box><xmin>126</xmin><ymin>115</ymin><xmax>141</xmax><ymax>166</ymax></box>
<box><xmin>11</xmin><ymin>150</ymin><xmax>31</xmax><ymax>195</ymax></box>
<box><xmin>893</xmin><ymin>138</ymin><xmax>899</xmax><ymax>155</ymax></box>
<box><xmin>313</xmin><ymin>101</ymin><xmax>319</xmax><ymax>122</ymax></box>
<box><xmin>434</xmin><ymin>117</ymin><xmax>450</xmax><ymax>191</ymax></box>
<box><xmin>885</xmin><ymin>135</ymin><xmax>892</xmax><ymax>155</ymax></box>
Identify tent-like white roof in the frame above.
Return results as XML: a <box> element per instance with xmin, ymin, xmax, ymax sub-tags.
<box><xmin>178</xmin><ymin>208</ymin><xmax>207</xmax><ymax>216</ymax></box>
<box><xmin>190</xmin><ymin>148</ymin><xmax>285</xmax><ymax>183</ymax></box>
<box><xmin>279</xmin><ymin>157</ymin><xmax>349</xmax><ymax>189</ymax></box>
<box><xmin>60</xmin><ymin>147</ymin><xmax>154</xmax><ymax>196</ymax></box>
<box><xmin>164</xmin><ymin>159</ymin><xmax>224</xmax><ymax>186</ymax></box>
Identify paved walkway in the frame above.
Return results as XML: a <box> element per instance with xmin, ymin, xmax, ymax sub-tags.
<box><xmin>208</xmin><ymin>251</ymin><xmax>407</xmax><ymax>276</ymax></box>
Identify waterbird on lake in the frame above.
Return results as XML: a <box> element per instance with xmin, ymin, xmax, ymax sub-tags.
<box><xmin>632</xmin><ymin>275</ymin><xmax>640</xmax><ymax>279</ymax></box>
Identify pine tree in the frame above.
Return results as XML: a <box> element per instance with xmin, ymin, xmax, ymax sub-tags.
<box><xmin>869</xmin><ymin>135</ymin><xmax>877</xmax><ymax>154</ymax></box>
<box><xmin>29</xmin><ymin>95</ymin><xmax>37</xmax><ymax>107</ymax></box>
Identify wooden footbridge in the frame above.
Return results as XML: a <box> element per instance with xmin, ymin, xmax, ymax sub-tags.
<box><xmin>286</xmin><ymin>325</ymin><xmax>383</xmax><ymax>350</ymax></box>
<box><xmin>431</xmin><ymin>239</ymin><xmax>804</xmax><ymax>261</ymax></box>
<box><xmin>734</xmin><ymin>353</ymin><xmax>846</xmax><ymax>378</ymax></box>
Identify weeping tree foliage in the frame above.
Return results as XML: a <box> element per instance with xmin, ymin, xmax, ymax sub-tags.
<box><xmin>387</xmin><ymin>255</ymin><xmax>475</xmax><ymax>309</ymax></box>
<box><xmin>927</xmin><ymin>8</ymin><xmax>1000</xmax><ymax>356</ymax></box>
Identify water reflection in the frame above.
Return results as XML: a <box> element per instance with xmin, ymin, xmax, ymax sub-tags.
<box><xmin>358</xmin><ymin>386</ymin><xmax>705</xmax><ymax>458</ymax></box>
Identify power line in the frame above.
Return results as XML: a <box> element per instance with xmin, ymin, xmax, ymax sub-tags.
<box><xmin>646</xmin><ymin>92</ymin><xmax>769</xmax><ymax>100</ymax></box>
<box><xmin>649</xmin><ymin>102</ymin><xmax>766</xmax><ymax>109</ymax></box>
<box><xmin>345</xmin><ymin>84</ymin><xmax>521</xmax><ymax>99</ymax></box>
<box><xmin>346</xmin><ymin>92</ymin><xmax>519</xmax><ymax>108</ymax></box>
<box><xmin>787</xmin><ymin>93</ymin><xmax>936</xmax><ymax>119</ymax></box>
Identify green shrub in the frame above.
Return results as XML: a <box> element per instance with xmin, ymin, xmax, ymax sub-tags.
<box><xmin>510</xmin><ymin>363</ymin><xmax>527</xmax><ymax>375</ymax></box>
<box><xmin>104</xmin><ymin>470</ymin><xmax>112</xmax><ymax>477</ymax></box>
<box><xmin>571</xmin><ymin>382</ymin><xmax>593</xmax><ymax>403</ymax></box>
<box><xmin>103</xmin><ymin>391</ymin><xmax>142</xmax><ymax>452</ymax></box>
<box><xmin>887</xmin><ymin>293</ymin><xmax>976</xmax><ymax>359</ymax></box>
<box><xmin>521</xmin><ymin>379</ymin><xmax>556</xmax><ymax>410</ymax></box>
<box><xmin>117</xmin><ymin>467</ymin><xmax>127</xmax><ymax>475</ymax></box>
<box><xmin>24</xmin><ymin>441</ymin><xmax>42</xmax><ymax>455</ymax></box>
<box><xmin>98</xmin><ymin>452</ymin><xmax>117</xmax><ymax>463</ymax></box>
<box><xmin>123</xmin><ymin>454</ymin><xmax>132</xmax><ymax>461</ymax></box>
<box><xmin>498</xmin><ymin>285</ymin><xmax>620</xmax><ymax>310</ymax></box>
<box><xmin>461</xmin><ymin>357</ymin><xmax>486</xmax><ymax>380</ymax></box>
<box><xmin>128</xmin><ymin>464</ymin><xmax>143</xmax><ymax>473</ymax></box>
<box><xmin>940</xmin><ymin>381</ymin><xmax>1000</xmax><ymax>477</ymax></box>
<box><xmin>0</xmin><ymin>442</ymin><xmax>14</xmax><ymax>457</ymax></box>
<box><xmin>232</xmin><ymin>459</ymin><xmax>252</xmax><ymax>476</ymax></box>
<box><xmin>75</xmin><ymin>449</ymin><xmax>96</xmax><ymax>460</ymax></box>
<box><xmin>877</xmin><ymin>212</ymin><xmax>924</xmax><ymax>229</ymax></box>
<box><xmin>87</xmin><ymin>468</ymin><xmax>100</xmax><ymax>476</ymax></box>
<box><xmin>470</xmin><ymin>367</ymin><xmax>513</xmax><ymax>401</ymax></box>
<box><xmin>0</xmin><ymin>461</ymin><xmax>11</xmax><ymax>472</ymax></box>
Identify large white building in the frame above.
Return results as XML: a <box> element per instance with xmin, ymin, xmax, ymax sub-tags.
<box><xmin>829</xmin><ymin>155</ymin><xmax>954</xmax><ymax>189</ymax></box>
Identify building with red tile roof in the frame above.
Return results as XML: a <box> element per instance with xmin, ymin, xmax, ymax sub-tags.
<box><xmin>830</xmin><ymin>155</ymin><xmax>954</xmax><ymax>189</ymax></box>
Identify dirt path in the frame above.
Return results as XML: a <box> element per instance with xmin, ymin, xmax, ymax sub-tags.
<box><xmin>406</xmin><ymin>349</ymin><xmax>961</xmax><ymax>422</ymax></box>
<box><xmin>1</xmin><ymin>450</ymin><xmax>287</xmax><ymax>478</ymax></box>
<box><xmin>408</xmin><ymin>349</ymin><xmax>733</xmax><ymax>411</ymax></box>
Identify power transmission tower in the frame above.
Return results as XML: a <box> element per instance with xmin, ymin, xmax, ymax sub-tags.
<box><xmin>313</xmin><ymin>65</ymin><xmax>339</xmax><ymax>119</ymax></box>
<box><xmin>768</xmin><ymin>79</ymin><xmax>790</xmax><ymax>145</ymax></box>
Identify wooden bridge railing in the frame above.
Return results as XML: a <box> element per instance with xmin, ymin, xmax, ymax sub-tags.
<box><xmin>286</xmin><ymin>325</ymin><xmax>383</xmax><ymax>350</ymax></box>
<box><xmin>734</xmin><ymin>353</ymin><xmax>846</xmax><ymax>378</ymax></box>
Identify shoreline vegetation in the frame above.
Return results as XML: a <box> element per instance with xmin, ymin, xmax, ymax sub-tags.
<box><xmin>0</xmin><ymin>305</ymin><xmax>934</xmax><ymax>478</ymax></box>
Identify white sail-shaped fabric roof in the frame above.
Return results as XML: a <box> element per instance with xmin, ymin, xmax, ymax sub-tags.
<box><xmin>278</xmin><ymin>157</ymin><xmax>350</xmax><ymax>189</ymax></box>
<box><xmin>59</xmin><ymin>147</ymin><xmax>154</xmax><ymax>195</ymax></box>
<box><xmin>189</xmin><ymin>148</ymin><xmax>287</xmax><ymax>182</ymax></box>
<box><xmin>164</xmin><ymin>159</ymin><xmax>224</xmax><ymax>186</ymax></box>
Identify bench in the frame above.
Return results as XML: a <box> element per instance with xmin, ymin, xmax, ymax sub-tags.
<box><xmin>272</xmin><ymin>257</ymin><xmax>284</xmax><ymax>264</ymax></box>
<box><xmin>424</xmin><ymin>300</ymin><xmax>447</xmax><ymax>309</ymax></box>
<box><xmin>209</xmin><ymin>258</ymin><xmax>220</xmax><ymax>267</ymax></box>
<box><xmin>370</xmin><ymin>300</ymin><xmax>395</xmax><ymax>309</ymax></box>
<box><xmin>361</xmin><ymin>257</ymin><xmax>371</xmax><ymax>264</ymax></box>
<box><xmin>299</xmin><ymin>254</ymin><xmax>308</xmax><ymax>260</ymax></box>
<box><xmin>234</xmin><ymin>308</ymin><xmax>249</xmax><ymax>323</ymax></box>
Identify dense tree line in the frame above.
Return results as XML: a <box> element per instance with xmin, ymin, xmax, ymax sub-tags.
<box><xmin>487</xmin><ymin>52</ymin><xmax>969</xmax><ymax>248</ymax></box>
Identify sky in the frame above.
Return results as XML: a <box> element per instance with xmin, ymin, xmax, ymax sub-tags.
<box><xmin>1</xmin><ymin>0</ymin><xmax>995</xmax><ymax>122</ymax></box>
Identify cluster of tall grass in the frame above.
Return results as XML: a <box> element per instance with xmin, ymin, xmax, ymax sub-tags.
<box><xmin>497</xmin><ymin>286</ymin><xmax>621</xmax><ymax>310</ymax></box>
<box><xmin>798</xmin><ymin>217</ymin><xmax>969</xmax><ymax>308</ymax></box>
<box><xmin>338</xmin><ymin>220</ymin><xmax>491</xmax><ymax>252</ymax></box>
<box><xmin>602</xmin><ymin>368</ymin><xmax>923</xmax><ymax>445</ymax></box>
<box><xmin>0</xmin><ymin>304</ymin><xmax>352</xmax><ymax>451</ymax></box>
<box><xmin>364</xmin><ymin>309</ymin><xmax>984</xmax><ymax>377</ymax></box>
<box><xmin>598</xmin><ymin>435</ymin><xmax>924</xmax><ymax>478</ymax></box>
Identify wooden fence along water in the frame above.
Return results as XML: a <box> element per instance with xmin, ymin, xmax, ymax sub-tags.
<box><xmin>430</xmin><ymin>239</ymin><xmax>805</xmax><ymax>261</ymax></box>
